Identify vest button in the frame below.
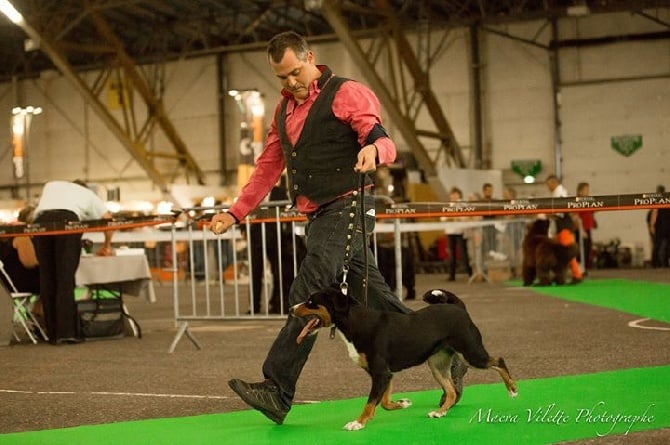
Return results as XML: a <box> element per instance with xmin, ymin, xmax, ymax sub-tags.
<box><xmin>293</xmin><ymin>185</ymin><xmax>299</xmax><ymax>190</ymax></box>
<box><xmin>292</xmin><ymin>169</ymin><xmax>296</xmax><ymax>174</ymax></box>
<box><xmin>291</xmin><ymin>152</ymin><xmax>297</xmax><ymax>157</ymax></box>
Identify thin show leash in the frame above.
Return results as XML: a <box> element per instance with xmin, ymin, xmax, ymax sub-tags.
<box><xmin>334</xmin><ymin>171</ymin><xmax>369</xmax><ymax>339</ymax></box>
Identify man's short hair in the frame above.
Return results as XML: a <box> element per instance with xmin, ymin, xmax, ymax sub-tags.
<box><xmin>267</xmin><ymin>31</ymin><xmax>309</xmax><ymax>63</ymax></box>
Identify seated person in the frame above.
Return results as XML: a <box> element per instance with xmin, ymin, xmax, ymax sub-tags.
<box><xmin>0</xmin><ymin>206</ymin><xmax>40</xmax><ymax>295</ymax></box>
<box><xmin>0</xmin><ymin>206</ymin><xmax>41</xmax><ymax>322</ymax></box>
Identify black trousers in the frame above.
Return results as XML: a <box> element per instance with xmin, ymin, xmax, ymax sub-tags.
<box><xmin>376</xmin><ymin>245</ymin><xmax>416</xmax><ymax>299</ymax></box>
<box><xmin>447</xmin><ymin>234</ymin><xmax>472</xmax><ymax>279</ymax></box>
<box><xmin>33</xmin><ymin>210</ymin><xmax>82</xmax><ymax>342</ymax></box>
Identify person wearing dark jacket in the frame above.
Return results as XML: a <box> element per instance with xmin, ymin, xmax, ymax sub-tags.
<box><xmin>248</xmin><ymin>178</ymin><xmax>306</xmax><ymax>314</ymax></box>
<box><xmin>650</xmin><ymin>185</ymin><xmax>670</xmax><ymax>268</ymax></box>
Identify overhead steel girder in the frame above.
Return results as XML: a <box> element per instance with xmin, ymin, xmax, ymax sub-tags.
<box><xmin>376</xmin><ymin>0</ymin><xmax>466</xmax><ymax>169</ymax></box>
<box><xmin>9</xmin><ymin>6</ymin><xmax>206</xmax><ymax>197</ymax></box>
<box><xmin>320</xmin><ymin>0</ymin><xmax>466</xmax><ymax>179</ymax></box>
<box><xmin>88</xmin><ymin>8</ymin><xmax>207</xmax><ymax>187</ymax></box>
<box><xmin>9</xmin><ymin>17</ymin><xmax>168</xmax><ymax>195</ymax></box>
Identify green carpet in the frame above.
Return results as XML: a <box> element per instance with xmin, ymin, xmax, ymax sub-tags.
<box><xmin>4</xmin><ymin>278</ymin><xmax>668</xmax><ymax>444</ymax></box>
<box><xmin>516</xmin><ymin>278</ymin><xmax>670</xmax><ymax>323</ymax></box>
<box><xmin>2</xmin><ymin>366</ymin><xmax>668</xmax><ymax>445</ymax></box>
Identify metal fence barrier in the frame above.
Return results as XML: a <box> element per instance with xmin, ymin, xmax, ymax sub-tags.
<box><xmin>166</xmin><ymin>201</ymin><xmax>530</xmax><ymax>352</ymax></box>
<box><xmin>3</xmin><ymin>191</ymin><xmax>666</xmax><ymax>352</ymax></box>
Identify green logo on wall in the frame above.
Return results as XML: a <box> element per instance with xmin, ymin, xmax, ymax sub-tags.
<box><xmin>611</xmin><ymin>134</ymin><xmax>642</xmax><ymax>157</ymax></box>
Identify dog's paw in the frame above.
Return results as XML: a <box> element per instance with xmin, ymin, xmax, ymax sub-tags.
<box><xmin>509</xmin><ymin>389</ymin><xmax>519</xmax><ymax>398</ymax></box>
<box><xmin>427</xmin><ymin>410</ymin><xmax>446</xmax><ymax>418</ymax></box>
<box><xmin>397</xmin><ymin>398</ymin><xmax>412</xmax><ymax>408</ymax></box>
<box><xmin>344</xmin><ymin>420</ymin><xmax>365</xmax><ymax>431</ymax></box>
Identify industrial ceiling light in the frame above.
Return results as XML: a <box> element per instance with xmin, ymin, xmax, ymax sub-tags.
<box><xmin>0</xmin><ymin>0</ymin><xmax>24</xmax><ymax>25</ymax></box>
<box><xmin>11</xmin><ymin>105</ymin><xmax>42</xmax><ymax>199</ymax></box>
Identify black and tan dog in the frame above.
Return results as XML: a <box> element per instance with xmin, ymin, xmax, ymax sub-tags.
<box><xmin>291</xmin><ymin>288</ymin><xmax>518</xmax><ymax>430</ymax></box>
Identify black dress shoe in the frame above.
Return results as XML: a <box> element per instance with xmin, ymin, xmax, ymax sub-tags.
<box><xmin>228</xmin><ymin>379</ymin><xmax>289</xmax><ymax>424</ymax></box>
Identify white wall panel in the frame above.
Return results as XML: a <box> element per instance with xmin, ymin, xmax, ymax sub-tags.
<box><xmin>0</xmin><ymin>9</ymin><xmax>668</xmax><ymax>256</ymax></box>
<box><xmin>483</xmin><ymin>24</ymin><xmax>554</xmax><ymax>174</ymax></box>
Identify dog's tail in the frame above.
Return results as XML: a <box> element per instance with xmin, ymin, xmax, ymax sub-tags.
<box><xmin>422</xmin><ymin>289</ymin><xmax>467</xmax><ymax>310</ymax></box>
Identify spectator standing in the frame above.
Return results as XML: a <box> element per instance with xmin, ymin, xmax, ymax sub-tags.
<box><xmin>576</xmin><ymin>182</ymin><xmax>597</xmax><ymax>272</ymax></box>
<box><xmin>545</xmin><ymin>174</ymin><xmax>583</xmax><ymax>283</ymax></box>
<box><xmin>33</xmin><ymin>180</ymin><xmax>114</xmax><ymax>344</ymax></box>
<box><xmin>502</xmin><ymin>186</ymin><xmax>524</xmax><ymax>277</ymax></box>
<box><xmin>481</xmin><ymin>182</ymin><xmax>496</xmax><ymax>258</ymax></box>
<box><xmin>649</xmin><ymin>185</ymin><xmax>670</xmax><ymax>268</ymax></box>
<box><xmin>373</xmin><ymin>166</ymin><xmax>416</xmax><ymax>300</ymax></box>
<box><xmin>249</xmin><ymin>177</ymin><xmax>306</xmax><ymax>314</ymax></box>
<box><xmin>445</xmin><ymin>187</ymin><xmax>473</xmax><ymax>281</ymax></box>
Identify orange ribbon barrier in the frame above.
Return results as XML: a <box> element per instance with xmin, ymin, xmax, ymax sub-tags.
<box><xmin>0</xmin><ymin>214</ymin><xmax>175</xmax><ymax>238</ymax></box>
<box><xmin>229</xmin><ymin>191</ymin><xmax>670</xmax><ymax>223</ymax></box>
<box><xmin>2</xmin><ymin>192</ymin><xmax>669</xmax><ymax>236</ymax></box>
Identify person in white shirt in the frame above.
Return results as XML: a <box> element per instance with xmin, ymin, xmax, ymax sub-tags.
<box><xmin>33</xmin><ymin>180</ymin><xmax>114</xmax><ymax>344</ymax></box>
<box><xmin>545</xmin><ymin>175</ymin><xmax>583</xmax><ymax>283</ymax></box>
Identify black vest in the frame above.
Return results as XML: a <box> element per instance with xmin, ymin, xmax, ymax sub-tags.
<box><xmin>277</xmin><ymin>72</ymin><xmax>373</xmax><ymax>207</ymax></box>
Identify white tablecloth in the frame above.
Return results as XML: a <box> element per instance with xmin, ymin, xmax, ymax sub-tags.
<box><xmin>76</xmin><ymin>254</ymin><xmax>156</xmax><ymax>303</ymax></box>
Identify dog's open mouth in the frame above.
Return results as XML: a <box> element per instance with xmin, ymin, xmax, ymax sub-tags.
<box><xmin>296</xmin><ymin>316</ymin><xmax>321</xmax><ymax>344</ymax></box>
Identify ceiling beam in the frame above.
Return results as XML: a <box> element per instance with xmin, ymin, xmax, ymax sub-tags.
<box><xmin>5</xmin><ymin>4</ymin><xmax>174</xmax><ymax>196</ymax></box>
<box><xmin>320</xmin><ymin>0</ymin><xmax>437</xmax><ymax>177</ymax></box>
<box><xmin>87</xmin><ymin>6</ymin><xmax>207</xmax><ymax>186</ymax></box>
<box><xmin>377</xmin><ymin>0</ymin><xmax>466</xmax><ymax>168</ymax></box>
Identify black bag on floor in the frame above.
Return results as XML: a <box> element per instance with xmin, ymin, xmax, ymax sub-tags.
<box><xmin>77</xmin><ymin>299</ymin><xmax>125</xmax><ymax>339</ymax></box>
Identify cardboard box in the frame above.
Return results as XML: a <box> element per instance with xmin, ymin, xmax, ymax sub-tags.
<box><xmin>485</xmin><ymin>260</ymin><xmax>510</xmax><ymax>282</ymax></box>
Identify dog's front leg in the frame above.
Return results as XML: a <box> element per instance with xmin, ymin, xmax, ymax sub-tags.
<box><xmin>344</xmin><ymin>370</ymin><xmax>391</xmax><ymax>431</ymax></box>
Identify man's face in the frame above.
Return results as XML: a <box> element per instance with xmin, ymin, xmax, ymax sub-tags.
<box><xmin>270</xmin><ymin>48</ymin><xmax>316</xmax><ymax>101</ymax></box>
<box><xmin>483</xmin><ymin>185</ymin><xmax>493</xmax><ymax>199</ymax></box>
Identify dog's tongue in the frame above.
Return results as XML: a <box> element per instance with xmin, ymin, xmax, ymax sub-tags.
<box><xmin>296</xmin><ymin>318</ymin><xmax>320</xmax><ymax>344</ymax></box>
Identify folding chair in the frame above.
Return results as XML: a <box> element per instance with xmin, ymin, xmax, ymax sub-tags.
<box><xmin>0</xmin><ymin>259</ymin><xmax>48</xmax><ymax>344</ymax></box>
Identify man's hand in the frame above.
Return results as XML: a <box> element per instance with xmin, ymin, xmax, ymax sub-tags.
<box><xmin>209</xmin><ymin>212</ymin><xmax>236</xmax><ymax>235</ymax></box>
<box><xmin>355</xmin><ymin>144</ymin><xmax>378</xmax><ymax>173</ymax></box>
